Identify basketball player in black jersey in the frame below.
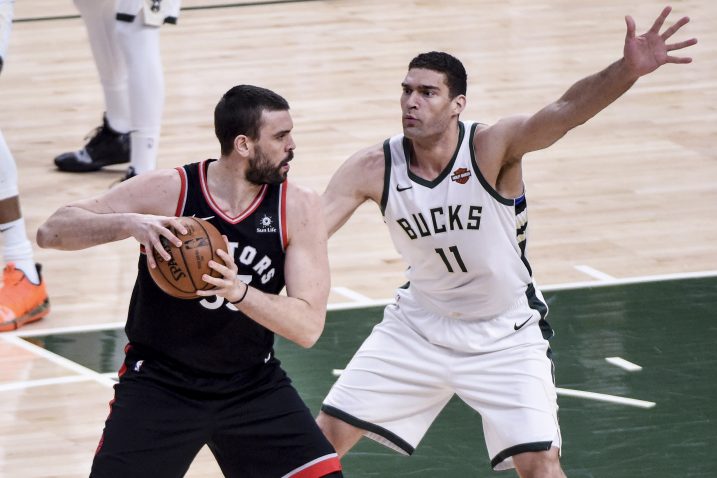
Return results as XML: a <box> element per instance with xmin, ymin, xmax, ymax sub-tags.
<box><xmin>38</xmin><ymin>85</ymin><xmax>342</xmax><ymax>478</ymax></box>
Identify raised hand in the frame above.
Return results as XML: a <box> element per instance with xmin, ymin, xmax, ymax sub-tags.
<box><xmin>624</xmin><ymin>6</ymin><xmax>697</xmax><ymax>77</ymax></box>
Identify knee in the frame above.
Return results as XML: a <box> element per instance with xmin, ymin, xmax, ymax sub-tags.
<box><xmin>316</xmin><ymin>411</ymin><xmax>363</xmax><ymax>459</ymax></box>
<box><xmin>514</xmin><ymin>447</ymin><xmax>565</xmax><ymax>478</ymax></box>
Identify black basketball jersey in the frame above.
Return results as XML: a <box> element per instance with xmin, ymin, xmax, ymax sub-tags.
<box><xmin>125</xmin><ymin>159</ymin><xmax>287</xmax><ymax>375</ymax></box>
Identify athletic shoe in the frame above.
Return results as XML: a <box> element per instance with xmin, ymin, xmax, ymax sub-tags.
<box><xmin>121</xmin><ymin>166</ymin><xmax>137</xmax><ymax>181</ymax></box>
<box><xmin>110</xmin><ymin>166</ymin><xmax>137</xmax><ymax>188</ymax></box>
<box><xmin>54</xmin><ymin>115</ymin><xmax>130</xmax><ymax>172</ymax></box>
<box><xmin>0</xmin><ymin>263</ymin><xmax>50</xmax><ymax>332</ymax></box>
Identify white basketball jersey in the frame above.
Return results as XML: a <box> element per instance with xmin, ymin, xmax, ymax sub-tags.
<box><xmin>382</xmin><ymin>121</ymin><xmax>547</xmax><ymax>321</ymax></box>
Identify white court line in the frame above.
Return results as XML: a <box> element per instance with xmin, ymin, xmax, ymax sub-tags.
<box><xmin>329</xmin><ymin>300</ymin><xmax>393</xmax><ymax>311</ymax></box>
<box><xmin>606</xmin><ymin>357</ymin><xmax>643</xmax><ymax>372</ymax></box>
<box><xmin>12</xmin><ymin>269</ymin><xmax>717</xmax><ymax>335</ymax></box>
<box><xmin>332</xmin><ymin>369</ymin><xmax>344</xmax><ymax>376</ymax></box>
<box><xmin>0</xmin><ymin>374</ymin><xmax>93</xmax><ymax>392</ymax></box>
<box><xmin>542</xmin><ymin>269</ymin><xmax>717</xmax><ymax>292</ymax></box>
<box><xmin>331</xmin><ymin>287</ymin><xmax>372</xmax><ymax>302</ymax></box>
<box><xmin>11</xmin><ymin>321</ymin><xmax>124</xmax><ymax>338</ymax></box>
<box><xmin>0</xmin><ymin>335</ymin><xmax>116</xmax><ymax>388</ymax></box>
<box><xmin>0</xmin><ymin>372</ymin><xmax>119</xmax><ymax>393</ymax></box>
<box><xmin>557</xmin><ymin>387</ymin><xmax>655</xmax><ymax>409</ymax></box>
<box><xmin>324</xmin><ymin>270</ymin><xmax>717</xmax><ymax>311</ymax></box>
<box><xmin>574</xmin><ymin>265</ymin><xmax>616</xmax><ymax>281</ymax></box>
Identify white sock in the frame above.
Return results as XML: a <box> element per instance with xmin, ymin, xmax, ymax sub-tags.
<box><xmin>1</xmin><ymin>217</ymin><xmax>39</xmax><ymax>284</ymax></box>
<box><xmin>104</xmin><ymin>84</ymin><xmax>132</xmax><ymax>134</ymax></box>
<box><xmin>129</xmin><ymin>133</ymin><xmax>159</xmax><ymax>175</ymax></box>
<box><xmin>74</xmin><ymin>0</ymin><xmax>131</xmax><ymax>133</ymax></box>
<box><xmin>0</xmin><ymin>129</ymin><xmax>19</xmax><ymax>200</ymax></box>
<box><xmin>116</xmin><ymin>12</ymin><xmax>164</xmax><ymax>173</ymax></box>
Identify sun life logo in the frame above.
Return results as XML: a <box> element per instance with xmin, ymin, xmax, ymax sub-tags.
<box><xmin>257</xmin><ymin>214</ymin><xmax>277</xmax><ymax>233</ymax></box>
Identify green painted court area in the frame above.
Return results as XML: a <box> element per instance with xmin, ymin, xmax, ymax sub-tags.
<box><xmin>29</xmin><ymin>277</ymin><xmax>717</xmax><ymax>477</ymax></box>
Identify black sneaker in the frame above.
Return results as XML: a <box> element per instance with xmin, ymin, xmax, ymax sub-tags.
<box><xmin>110</xmin><ymin>166</ymin><xmax>137</xmax><ymax>188</ymax></box>
<box><xmin>54</xmin><ymin>115</ymin><xmax>130</xmax><ymax>172</ymax></box>
<box><xmin>122</xmin><ymin>166</ymin><xmax>137</xmax><ymax>181</ymax></box>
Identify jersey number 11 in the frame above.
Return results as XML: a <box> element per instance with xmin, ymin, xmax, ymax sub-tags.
<box><xmin>435</xmin><ymin>246</ymin><xmax>467</xmax><ymax>273</ymax></box>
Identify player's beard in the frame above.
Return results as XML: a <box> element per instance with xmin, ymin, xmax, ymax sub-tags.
<box><xmin>246</xmin><ymin>146</ymin><xmax>292</xmax><ymax>185</ymax></box>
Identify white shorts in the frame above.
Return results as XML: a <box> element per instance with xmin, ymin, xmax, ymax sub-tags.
<box><xmin>322</xmin><ymin>287</ymin><xmax>561</xmax><ymax>471</ymax></box>
<box><xmin>117</xmin><ymin>0</ymin><xmax>181</xmax><ymax>25</ymax></box>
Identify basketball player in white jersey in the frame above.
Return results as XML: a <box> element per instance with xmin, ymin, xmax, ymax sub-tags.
<box><xmin>53</xmin><ymin>0</ymin><xmax>180</xmax><ymax>180</ymax></box>
<box><xmin>0</xmin><ymin>0</ymin><xmax>50</xmax><ymax>332</ymax></box>
<box><xmin>316</xmin><ymin>7</ymin><xmax>696</xmax><ymax>476</ymax></box>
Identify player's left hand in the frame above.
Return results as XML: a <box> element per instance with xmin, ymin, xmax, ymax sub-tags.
<box><xmin>624</xmin><ymin>6</ymin><xmax>697</xmax><ymax>77</ymax></box>
<box><xmin>197</xmin><ymin>236</ymin><xmax>247</xmax><ymax>303</ymax></box>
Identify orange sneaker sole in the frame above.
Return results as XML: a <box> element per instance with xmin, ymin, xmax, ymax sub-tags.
<box><xmin>0</xmin><ymin>299</ymin><xmax>50</xmax><ymax>332</ymax></box>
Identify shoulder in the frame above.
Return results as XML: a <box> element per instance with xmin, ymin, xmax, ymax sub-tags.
<box><xmin>473</xmin><ymin>114</ymin><xmax>531</xmax><ymax>164</ymax></box>
<box><xmin>343</xmin><ymin>142</ymin><xmax>386</xmax><ymax>189</ymax></box>
<box><xmin>285</xmin><ymin>182</ymin><xmax>323</xmax><ymax>223</ymax></box>
<box><xmin>127</xmin><ymin>168</ymin><xmax>184</xmax><ymax>199</ymax></box>
<box><xmin>345</xmin><ymin>143</ymin><xmax>385</xmax><ymax>171</ymax></box>
<box><xmin>284</xmin><ymin>182</ymin><xmax>326</xmax><ymax>242</ymax></box>
<box><xmin>103</xmin><ymin>168</ymin><xmax>183</xmax><ymax>215</ymax></box>
<box><xmin>285</xmin><ymin>181</ymin><xmax>321</xmax><ymax>211</ymax></box>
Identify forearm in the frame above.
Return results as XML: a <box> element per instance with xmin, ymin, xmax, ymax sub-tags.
<box><xmin>556</xmin><ymin>58</ymin><xmax>639</xmax><ymax>129</ymax></box>
<box><xmin>37</xmin><ymin>205</ymin><xmax>137</xmax><ymax>250</ymax></box>
<box><xmin>234</xmin><ymin>288</ymin><xmax>325</xmax><ymax>348</ymax></box>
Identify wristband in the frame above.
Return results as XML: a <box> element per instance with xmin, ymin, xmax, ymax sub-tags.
<box><xmin>230</xmin><ymin>283</ymin><xmax>249</xmax><ymax>305</ymax></box>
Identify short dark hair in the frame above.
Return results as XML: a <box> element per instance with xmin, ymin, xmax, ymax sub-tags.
<box><xmin>214</xmin><ymin>85</ymin><xmax>290</xmax><ymax>155</ymax></box>
<box><xmin>408</xmin><ymin>52</ymin><xmax>467</xmax><ymax>98</ymax></box>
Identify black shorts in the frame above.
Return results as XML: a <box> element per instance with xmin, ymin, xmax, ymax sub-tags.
<box><xmin>91</xmin><ymin>347</ymin><xmax>342</xmax><ymax>478</ymax></box>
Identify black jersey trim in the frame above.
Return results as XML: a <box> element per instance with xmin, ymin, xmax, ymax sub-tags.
<box><xmin>380</xmin><ymin>139</ymin><xmax>392</xmax><ymax>216</ymax></box>
<box><xmin>402</xmin><ymin>122</ymin><xmax>465</xmax><ymax>189</ymax></box>
<box><xmin>525</xmin><ymin>283</ymin><xmax>554</xmax><ymax>341</ymax></box>
<box><xmin>199</xmin><ymin>159</ymin><xmax>268</xmax><ymax>224</ymax></box>
<box><xmin>515</xmin><ymin>194</ymin><xmax>532</xmax><ymax>276</ymax></box>
<box><xmin>490</xmin><ymin>441</ymin><xmax>553</xmax><ymax>469</ymax></box>
<box><xmin>469</xmin><ymin>123</ymin><xmax>518</xmax><ymax>206</ymax></box>
<box><xmin>320</xmin><ymin>405</ymin><xmax>415</xmax><ymax>455</ymax></box>
<box><xmin>174</xmin><ymin>167</ymin><xmax>188</xmax><ymax>216</ymax></box>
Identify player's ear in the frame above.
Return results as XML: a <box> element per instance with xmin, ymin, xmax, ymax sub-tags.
<box><xmin>233</xmin><ymin>135</ymin><xmax>252</xmax><ymax>157</ymax></box>
<box><xmin>452</xmin><ymin>94</ymin><xmax>466</xmax><ymax>115</ymax></box>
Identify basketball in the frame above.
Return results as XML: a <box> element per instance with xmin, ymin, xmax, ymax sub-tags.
<box><xmin>148</xmin><ymin>217</ymin><xmax>226</xmax><ymax>299</ymax></box>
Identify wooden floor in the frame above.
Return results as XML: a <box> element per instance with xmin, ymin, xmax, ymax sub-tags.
<box><xmin>0</xmin><ymin>0</ymin><xmax>715</xmax><ymax>476</ymax></box>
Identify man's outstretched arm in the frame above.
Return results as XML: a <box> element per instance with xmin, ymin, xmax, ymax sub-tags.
<box><xmin>497</xmin><ymin>6</ymin><xmax>697</xmax><ymax>160</ymax></box>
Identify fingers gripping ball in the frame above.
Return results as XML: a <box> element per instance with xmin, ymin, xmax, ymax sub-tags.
<box><xmin>148</xmin><ymin>217</ymin><xmax>226</xmax><ymax>299</ymax></box>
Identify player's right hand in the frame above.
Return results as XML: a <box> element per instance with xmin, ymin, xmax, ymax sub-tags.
<box><xmin>127</xmin><ymin>214</ymin><xmax>188</xmax><ymax>268</ymax></box>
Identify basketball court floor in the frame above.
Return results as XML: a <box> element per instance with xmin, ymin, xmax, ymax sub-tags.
<box><xmin>3</xmin><ymin>273</ymin><xmax>716</xmax><ymax>477</ymax></box>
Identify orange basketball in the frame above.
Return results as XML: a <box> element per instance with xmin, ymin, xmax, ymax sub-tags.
<box><xmin>148</xmin><ymin>217</ymin><xmax>226</xmax><ymax>299</ymax></box>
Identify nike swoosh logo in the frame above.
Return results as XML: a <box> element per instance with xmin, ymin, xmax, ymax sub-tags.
<box><xmin>0</xmin><ymin>227</ymin><xmax>11</xmax><ymax>233</ymax></box>
<box><xmin>264</xmin><ymin>352</ymin><xmax>271</xmax><ymax>363</ymax></box>
<box><xmin>513</xmin><ymin>316</ymin><xmax>532</xmax><ymax>331</ymax></box>
<box><xmin>396</xmin><ymin>184</ymin><xmax>413</xmax><ymax>192</ymax></box>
